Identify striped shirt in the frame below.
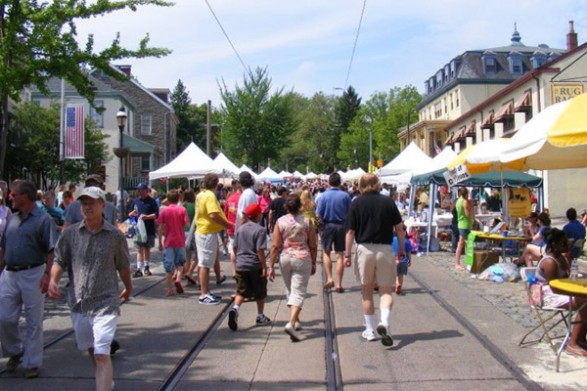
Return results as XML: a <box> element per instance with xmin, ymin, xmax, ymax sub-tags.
<box><xmin>55</xmin><ymin>220</ymin><xmax>130</xmax><ymax>316</ymax></box>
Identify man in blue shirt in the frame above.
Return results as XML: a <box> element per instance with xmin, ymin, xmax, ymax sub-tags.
<box><xmin>0</xmin><ymin>180</ymin><xmax>57</xmax><ymax>378</ymax></box>
<box><xmin>316</xmin><ymin>173</ymin><xmax>351</xmax><ymax>293</ymax></box>
<box><xmin>563</xmin><ymin>207</ymin><xmax>586</xmax><ymax>259</ymax></box>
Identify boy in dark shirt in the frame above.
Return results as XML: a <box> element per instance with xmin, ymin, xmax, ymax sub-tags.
<box><xmin>228</xmin><ymin>203</ymin><xmax>271</xmax><ymax>331</ymax></box>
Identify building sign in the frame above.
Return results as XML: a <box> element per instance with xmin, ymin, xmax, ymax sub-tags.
<box><xmin>551</xmin><ymin>84</ymin><xmax>584</xmax><ymax>104</ymax></box>
<box><xmin>443</xmin><ymin>164</ymin><xmax>471</xmax><ymax>186</ymax></box>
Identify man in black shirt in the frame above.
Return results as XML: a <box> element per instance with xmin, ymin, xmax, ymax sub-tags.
<box><xmin>345</xmin><ymin>174</ymin><xmax>404</xmax><ymax>347</ymax></box>
<box><xmin>129</xmin><ymin>183</ymin><xmax>159</xmax><ymax>277</ymax></box>
<box><xmin>267</xmin><ymin>187</ymin><xmax>287</xmax><ymax>234</ymax></box>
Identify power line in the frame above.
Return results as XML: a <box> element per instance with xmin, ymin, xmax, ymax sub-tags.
<box><xmin>344</xmin><ymin>0</ymin><xmax>367</xmax><ymax>90</ymax></box>
<box><xmin>204</xmin><ymin>0</ymin><xmax>248</xmax><ymax>72</ymax></box>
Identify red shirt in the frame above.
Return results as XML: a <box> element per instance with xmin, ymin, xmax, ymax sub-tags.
<box><xmin>225</xmin><ymin>192</ymin><xmax>241</xmax><ymax>235</ymax></box>
<box><xmin>156</xmin><ymin>203</ymin><xmax>189</xmax><ymax>248</ymax></box>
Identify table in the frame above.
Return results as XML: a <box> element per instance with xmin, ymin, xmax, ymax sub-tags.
<box><xmin>549</xmin><ymin>278</ymin><xmax>587</xmax><ymax>372</ymax></box>
<box><xmin>404</xmin><ymin>220</ymin><xmax>437</xmax><ymax>238</ymax></box>
<box><xmin>470</xmin><ymin>231</ymin><xmax>530</xmax><ymax>263</ymax></box>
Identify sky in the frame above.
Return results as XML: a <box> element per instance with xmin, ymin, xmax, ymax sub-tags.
<box><xmin>75</xmin><ymin>0</ymin><xmax>587</xmax><ymax>108</ymax></box>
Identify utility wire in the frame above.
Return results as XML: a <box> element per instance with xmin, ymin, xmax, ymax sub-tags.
<box><xmin>204</xmin><ymin>0</ymin><xmax>248</xmax><ymax>72</ymax></box>
<box><xmin>344</xmin><ymin>0</ymin><xmax>367</xmax><ymax>90</ymax></box>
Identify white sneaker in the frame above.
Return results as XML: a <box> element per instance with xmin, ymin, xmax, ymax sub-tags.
<box><xmin>361</xmin><ymin>329</ymin><xmax>377</xmax><ymax>342</ymax></box>
<box><xmin>294</xmin><ymin>321</ymin><xmax>302</xmax><ymax>331</ymax></box>
<box><xmin>376</xmin><ymin>323</ymin><xmax>394</xmax><ymax>347</ymax></box>
<box><xmin>284</xmin><ymin>322</ymin><xmax>301</xmax><ymax>342</ymax></box>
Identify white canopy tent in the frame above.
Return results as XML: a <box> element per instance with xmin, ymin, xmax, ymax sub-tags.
<box><xmin>257</xmin><ymin>167</ymin><xmax>282</xmax><ymax>182</ymax></box>
<box><xmin>277</xmin><ymin>170</ymin><xmax>292</xmax><ymax>180</ymax></box>
<box><xmin>293</xmin><ymin>170</ymin><xmax>306</xmax><ymax>180</ymax></box>
<box><xmin>238</xmin><ymin>164</ymin><xmax>258</xmax><ymax>179</ymax></box>
<box><xmin>413</xmin><ymin>146</ymin><xmax>458</xmax><ymax>176</ymax></box>
<box><xmin>213</xmin><ymin>152</ymin><xmax>240</xmax><ymax>176</ymax></box>
<box><xmin>149</xmin><ymin>142</ymin><xmax>220</xmax><ymax>181</ymax></box>
<box><xmin>378</xmin><ymin>142</ymin><xmax>432</xmax><ymax>176</ymax></box>
<box><xmin>305</xmin><ymin>172</ymin><xmax>318</xmax><ymax>180</ymax></box>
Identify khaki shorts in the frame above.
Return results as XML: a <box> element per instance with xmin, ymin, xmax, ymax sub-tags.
<box><xmin>355</xmin><ymin>243</ymin><xmax>395</xmax><ymax>287</ymax></box>
<box><xmin>196</xmin><ymin>233</ymin><xmax>219</xmax><ymax>269</ymax></box>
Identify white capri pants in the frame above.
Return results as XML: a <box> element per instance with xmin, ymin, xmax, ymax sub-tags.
<box><xmin>280</xmin><ymin>255</ymin><xmax>312</xmax><ymax>309</ymax></box>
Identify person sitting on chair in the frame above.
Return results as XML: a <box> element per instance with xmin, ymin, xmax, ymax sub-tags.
<box><xmin>563</xmin><ymin>207</ymin><xmax>586</xmax><ymax>260</ymax></box>
<box><xmin>519</xmin><ymin>212</ymin><xmax>551</xmax><ymax>267</ymax></box>
<box><xmin>534</xmin><ymin>228</ymin><xmax>587</xmax><ymax>357</ymax></box>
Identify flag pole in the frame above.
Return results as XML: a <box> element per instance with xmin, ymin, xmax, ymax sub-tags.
<box><xmin>59</xmin><ymin>78</ymin><xmax>65</xmax><ymax>182</ymax></box>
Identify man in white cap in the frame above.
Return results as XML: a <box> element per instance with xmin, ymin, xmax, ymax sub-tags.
<box><xmin>49</xmin><ymin>186</ymin><xmax>131</xmax><ymax>391</ymax></box>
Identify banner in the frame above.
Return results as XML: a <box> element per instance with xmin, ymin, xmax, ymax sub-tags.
<box><xmin>64</xmin><ymin>105</ymin><xmax>84</xmax><ymax>159</ymax></box>
<box><xmin>507</xmin><ymin>188</ymin><xmax>531</xmax><ymax>218</ymax></box>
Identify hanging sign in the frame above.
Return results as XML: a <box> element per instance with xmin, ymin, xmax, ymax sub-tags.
<box><xmin>443</xmin><ymin>164</ymin><xmax>471</xmax><ymax>186</ymax></box>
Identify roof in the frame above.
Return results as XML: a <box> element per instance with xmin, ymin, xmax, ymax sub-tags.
<box><xmin>419</xmin><ymin>27</ymin><xmax>566</xmax><ymax>108</ymax></box>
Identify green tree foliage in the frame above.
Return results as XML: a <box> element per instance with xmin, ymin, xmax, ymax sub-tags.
<box><xmin>219</xmin><ymin>67</ymin><xmax>295</xmax><ymax>171</ymax></box>
<box><xmin>281</xmin><ymin>92</ymin><xmax>336</xmax><ymax>174</ymax></box>
<box><xmin>170</xmin><ymin>79</ymin><xmax>206</xmax><ymax>152</ymax></box>
<box><xmin>337</xmin><ymin>85</ymin><xmax>421</xmax><ymax>169</ymax></box>
<box><xmin>329</xmin><ymin>86</ymin><xmax>361</xmax><ymax>168</ymax></box>
<box><xmin>6</xmin><ymin>102</ymin><xmax>109</xmax><ymax>187</ymax></box>
<box><xmin>0</xmin><ymin>0</ymin><xmax>173</xmax><ymax>177</ymax></box>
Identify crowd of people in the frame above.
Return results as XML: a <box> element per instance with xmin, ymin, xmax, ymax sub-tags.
<box><xmin>2</xmin><ymin>173</ymin><xmax>587</xmax><ymax>387</ymax></box>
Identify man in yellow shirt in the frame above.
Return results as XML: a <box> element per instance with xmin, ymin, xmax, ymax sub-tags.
<box><xmin>196</xmin><ymin>174</ymin><xmax>233</xmax><ymax>305</ymax></box>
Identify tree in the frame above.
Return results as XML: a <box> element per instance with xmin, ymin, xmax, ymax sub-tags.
<box><xmin>170</xmin><ymin>79</ymin><xmax>206</xmax><ymax>152</ymax></box>
<box><xmin>281</xmin><ymin>92</ymin><xmax>336</xmax><ymax>173</ymax></box>
<box><xmin>336</xmin><ymin>85</ymin><xmax>421</xmax><ymax>168</ymax></box>
<box><xmin>330</xmin><ymin>86</ymin><xmax>361</xmax><ymax>169</ymax></box>
<box><xmin>6</xmin><ymin>101</ymin><xmax>109</xmax><ymax>188</ymax></box>
<box><xmin>0</xmin><ymin>0</ymin><xmax>173</xmax><ymax>177</ymax></box>
<box><xmin>219</xmin><ymin>67</ymin><xmax>296</xmax><ymax>170</ymax></box>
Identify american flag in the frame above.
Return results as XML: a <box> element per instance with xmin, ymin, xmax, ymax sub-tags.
<box><xmin>64</xmin><ymin>105</ymin><xmax>84</xmax><ymax>159</ymax></box>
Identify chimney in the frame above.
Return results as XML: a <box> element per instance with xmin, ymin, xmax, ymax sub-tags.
<box><xmin>567</xmin><ymin>20</ymin><xmax>578</xmax><ymax>52</ymax></box>
<box><xmin>117</xmin><ymin>65</ymin><xmax>132</xmax><ymax>77</ymax></box>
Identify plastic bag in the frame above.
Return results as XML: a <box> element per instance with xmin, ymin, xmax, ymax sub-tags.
<box><xmin>134</xmin><ymin>218</ymin><xmax>147</xmax><ymax>244</ymax></box>
<box><xmin>478</xmin><ymin>262</ymin><xmax>520</xmax><ymax>282</ymax></box>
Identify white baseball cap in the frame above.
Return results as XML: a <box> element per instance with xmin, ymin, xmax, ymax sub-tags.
<box><xmin>77</xmin><ymin>186</ymin><xmax>105</xmax><ymax>201</ymax></box>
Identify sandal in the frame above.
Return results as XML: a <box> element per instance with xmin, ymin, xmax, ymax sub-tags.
<box><xmin>455</xmin><ymin>265</ymin><xmax>465</xmax><ymax>271</ymax></box>
<box><xmin>335</xmin><ymin>287</ymin><xmax>345</xmax><ymax>293</ymax></box>
<box><xmin>566</xmin><ymin>344</ymin><xmax>587</xmax><ymax>357</ymax></box>
<box><xmin>323</xmin><ymin>281</ymin><xmax>334</xmax><ymax>290</ymax></box>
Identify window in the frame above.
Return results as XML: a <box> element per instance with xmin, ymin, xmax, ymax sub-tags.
<box><xmin>140</xmin><ymin>115</ymin><xmax>152</xmax><ymax>135</ymax></box>
<box><xmin>444</xmin><ymin>64</ymin><xmax>450</xmax><ymax>82</ymax></box>
<box><xmin>436</xmin><ymin>70</ymin><xmax>444</xmax><ymax>87</ymax></box>
<box><xmin>482</xmin><ymin>53</ymin><xmax>497</xmax><ymax>74</ymax></box>
<box><xmin>531</xmin><ymin>53</ymin><xmax>547</xmax><ymax>68</ymax></box>
<box><xmin>450</xmin><ymin>59</ymin><xmax>460</xmax><ymax>78</ymax></box>
<box><xmin>141</xmin><ymin>155</ymin><xmax>150</xmax><ymax>172</ymax></box>
<box><xmin>508</xmin><ymin>53</ymin><xmax>524</xmax><ymax>74</ymax></box>
<box><xmin>89</xmin><ymin>100</ymin><xmax>104</xmax><ymax>128</ymax></box>
<box><xmin>434</xmin><ymin>102</ymin><xmax>442</xmax><ymax>118</ymax></box>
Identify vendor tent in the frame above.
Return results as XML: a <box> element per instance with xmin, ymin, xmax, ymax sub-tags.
<box><xmin>239</xmin><ymin>164</ymin><xmax>258</xmax><ymax>179</ymax></box>
<box><xmin>411</xmin><ymin>169</ymin><xmax>543</xmax><ymax>188</ymax></box>
<box><xmin>413</xmin><ymin>147</ymin><xmax>458</xmax><ymax>175</ymax></box>
<box><xmin>378</xmin><ymin>142</ymin><xmax>432</xmax><ymax>176</ymax></box>
<box><xmin>213</xmin><ymin>152</ymin><xmax>240</xmax><ymax>176</ymax></box>
<box><xmin>257</xmin><ymin>167</ymin><xmax>282</xmax><ymax>182</ymax></box>
<box><xmin>305</xmin><ymin>172</ymin><xmax>318</xmax><ymax>180</ymax></box>
<box><xmin>500</xmin><ymin>92</ymin><xmax>587</xmax><ymax>170</ymax></box>
<box><xmin>149</xmin><ymin>142</ymin><xmax>220</xmax><ymax>181</ymax></box>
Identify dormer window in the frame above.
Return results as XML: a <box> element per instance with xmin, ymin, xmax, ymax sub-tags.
<box><xmin>436</xmin><ymin>70</ymin><xmax>444</xmax><ymax>87</ymax></box>
<box><xmin>482</xmin><ymin>53</ymin><xmax>497</xmax><ymax>74</ymax></box>
<box><xmin>450</xmin><ymin>59</ymin><xmax>460</xmax><ymax>78</ymax></box>
<box><xmin>508</xmin><ymin>52</ymin><xmax>524</xmax><ymax>74</ymax></box>
<box><xmin>444</xmin><ymin>64</ymin><xmax>450</xmax><ymax>82</ymax></box>
<box><xmin>531</xmin><ymin>52</ymin><xmax>547</xmax><ymax>68</ymax></box>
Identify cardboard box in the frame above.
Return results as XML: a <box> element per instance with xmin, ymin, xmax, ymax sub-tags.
<box><xmin>469</xmin><ymin>250</ymin><xmax>499</xmax><ymax>274</ymax></box>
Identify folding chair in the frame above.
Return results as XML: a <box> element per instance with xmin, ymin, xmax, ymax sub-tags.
<box><xmin>518</xmin><ymin>267</ymin><xmax>568</xmax><ymax>352</ymax></box>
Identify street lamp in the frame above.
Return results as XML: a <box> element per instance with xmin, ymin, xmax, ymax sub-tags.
<box><xmin>114</xmin><ymin>106</ymin><xmax>128</xmax><ymax>221</ymax></box>
<box><xmin>368</xmin><ymin>128</ymin><xmax>373</xmax><ymax>172</ymax></box>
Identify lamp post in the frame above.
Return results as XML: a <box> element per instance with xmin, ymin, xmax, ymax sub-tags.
<box><xmin>368</xmin><ymin>128</ymin><xmax>373</xmax><ymax>172</ymax></box>
<box><xmin>114</xmin><ymin>106</ymin><xmax>128</xmax><ymax>221</ymax></box>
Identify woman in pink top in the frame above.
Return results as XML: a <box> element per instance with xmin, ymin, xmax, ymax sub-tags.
<box><xmin>269</xmin><ymin>193</ymin><xmax>317</xmax><ymax>342</ymax></box>
<box><xmin>257</xmin><ymin>187</ymin><xmax>272</xmax><ymax>233</ymax></box>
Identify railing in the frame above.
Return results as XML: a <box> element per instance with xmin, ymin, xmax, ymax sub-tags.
<box><xmin>123</xmin><ymin>176</ymin><xmax>148</xmax><ymax>190</ymax></box>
